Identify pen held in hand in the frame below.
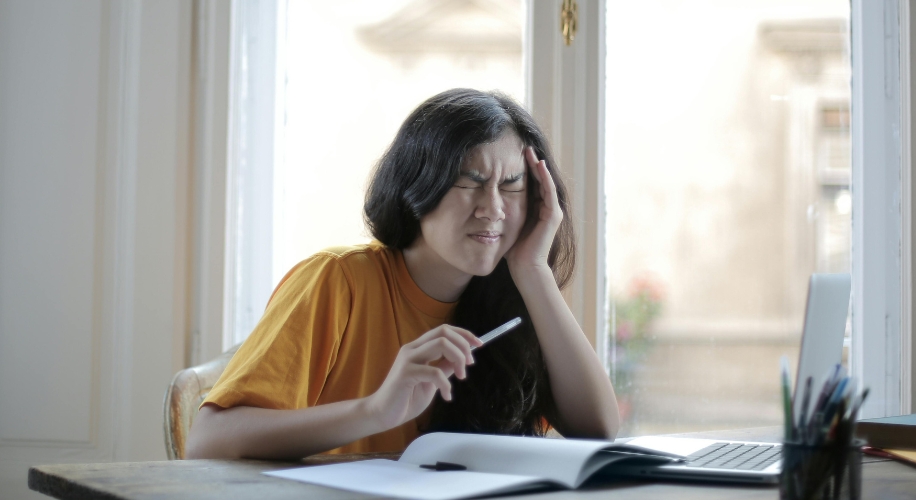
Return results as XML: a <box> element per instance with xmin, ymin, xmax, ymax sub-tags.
<box><xmin>472</xmin><ymin>317</ymin><xmax>523</xmax><ymax>351</ymax></box>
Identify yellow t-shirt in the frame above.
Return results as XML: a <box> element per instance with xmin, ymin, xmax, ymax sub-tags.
<box><xmin>202</xmin><ymin>242</ymin><xmax>457</xmax><ymax>454</ymax></box>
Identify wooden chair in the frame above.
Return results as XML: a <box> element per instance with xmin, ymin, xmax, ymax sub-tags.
<box><xmin>163</xmin><ymin>344</ymin><xmax>240</xmax><ymax>460</ymax></box>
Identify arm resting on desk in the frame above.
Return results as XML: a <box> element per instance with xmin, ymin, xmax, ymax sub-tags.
<box><xmin>187</xmin><ymin>399</ymin><xmax>385</xmax><ymax>460</ymax></box>
<box><xmin>188</xmin><ymin>324</ymin><xmax>481</xmax><ymax>460</ymax></box>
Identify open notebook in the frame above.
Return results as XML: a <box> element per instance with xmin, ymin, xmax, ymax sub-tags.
<box><xmin>266</xmin><ymin>432</ymin><xmax>688</xmax><ymax>500</ymax></box>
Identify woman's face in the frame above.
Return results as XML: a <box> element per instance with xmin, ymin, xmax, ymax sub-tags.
<box><xmin>415</xmin><ymin>131</ymin><xmax>529</xmax><ymax>279</ymax></box>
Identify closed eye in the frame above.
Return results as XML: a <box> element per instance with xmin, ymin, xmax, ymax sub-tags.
<box><xmin>455</xmin><ymin>171</ymin><xmax>486</xmax><ymax>189</ymax></box>
<box><xmin>454</xmin><ymin>172</ymin><xmax>525</xmax><ymax>191</ymax></box>
<box><xmin>499</xmin><ymin>174</ymin><xmax>525</xmax><ymax>192</ymax></box>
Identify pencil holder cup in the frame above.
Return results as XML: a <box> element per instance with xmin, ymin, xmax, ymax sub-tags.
<box><xmin>779</xmin><ymin>440</ymin><xmax>863</xmax><ymax>500</ymax></box>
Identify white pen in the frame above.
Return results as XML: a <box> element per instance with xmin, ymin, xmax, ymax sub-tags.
<box><xmin>472</xmin><ymin>317</ymin><xmax>523</xmax><ymax>350</ymax></box>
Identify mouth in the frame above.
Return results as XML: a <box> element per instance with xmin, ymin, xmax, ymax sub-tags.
<box><xmin>469</xmin><ymin>231</ymin><xmax>501</xmax><ymax>244</ymax></box>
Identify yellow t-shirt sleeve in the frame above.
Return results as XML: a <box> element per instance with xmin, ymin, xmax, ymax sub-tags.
<box><xmin>203</xmin><ymin>253</ymin><xmax>352</xmax><ymax>410</ymax></box>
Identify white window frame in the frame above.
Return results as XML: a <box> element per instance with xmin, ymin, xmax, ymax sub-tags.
<box><xmin>223</xmin><ymin>0</ymin><xmax>283</xmax><ymax>350</ymax></box>
<box><xmin>903</xmin><ymin>0</ymin><xmax>916</xmax><ymax>413</ymax></box>
<box><xmin>850</xmin><ymin>0</ymin><xmax>912</xmax><ymax>418</ymax></box>
<box><xmin>527</xmin><ymin>0</ymin><xmax>607</xmax><ymax>358</ymax></box>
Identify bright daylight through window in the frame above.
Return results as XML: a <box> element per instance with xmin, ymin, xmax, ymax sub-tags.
<box><xmin>227</xmin><ymin>0</ymin><xmax>526</xmax><ymax>345</ymax></box>
<box><xmin>274</xmin><ymin>0</ymin><xmax>525</xmax><ymax>283</ymax></box>
<box><xmin>605</xmin><ymin>0</ymin><xmax>852</xmax><ymax>436</ymax></box>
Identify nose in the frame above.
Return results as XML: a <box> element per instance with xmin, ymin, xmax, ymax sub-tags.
<box><xmin>474</xmin><ymin>186</ymin><xmax>506</xmax><ymax>222</ymax></box>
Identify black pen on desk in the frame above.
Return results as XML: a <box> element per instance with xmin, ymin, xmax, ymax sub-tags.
<box><xmin>420</xmin><ymin>462</ymin><xmax>467</xmax><ymax>471</ymax></box>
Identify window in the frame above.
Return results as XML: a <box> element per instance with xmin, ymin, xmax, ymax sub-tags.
<box><xmin>225</xmin><ymin>0</ymin><xmax>526</xmax><ymax>346</ymax></box>
<box><xmin>215</xmin><ymin>0</ymin><xmax>911</xmax><ymax>422</ymax></box>
<box><xmin>604</xmin><ymin>1</ymin><xmax>853</xmax><ymax>436</ymax></box>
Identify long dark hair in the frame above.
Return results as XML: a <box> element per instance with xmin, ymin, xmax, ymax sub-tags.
<box><xmin>364</xmin><ymin>88</ymin><xmax>576</xmax><ymax>435</ymax></box>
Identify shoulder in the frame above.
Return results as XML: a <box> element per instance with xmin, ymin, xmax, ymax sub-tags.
<box><xmin>271</xmin><ymin>242</ymin><xmax>396</xmax><ymax>298</ymax></box>
<box><xmin>314</xmin><ymin>241</ymin><xmax>394</xmax><ymax>261</ymax></box>
<box><xmin>308</xmin><ymin>241</ymin><xmax>397</xmax><ymax>276</ymax></box>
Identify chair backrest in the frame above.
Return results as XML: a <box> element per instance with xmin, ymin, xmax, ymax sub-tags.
<box><xmin>163</xmin><ymin>344</ymin><xmax>241</xmax><ymax>460</ymax></box>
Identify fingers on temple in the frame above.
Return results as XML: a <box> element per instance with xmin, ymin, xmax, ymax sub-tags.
<box><xmin>528</xmin><ymin>149</ymin><xmax>559</xmax><ymax>213</ymax></box>
<box><xmin>525</xmin><ymin>147</ymin><xmax>557</xmax><ymax>202</ymax></box>
<box><xmin>524</xmin><ymin>146</ymin><xmax>541</xmax><ymax>170</ymax></box>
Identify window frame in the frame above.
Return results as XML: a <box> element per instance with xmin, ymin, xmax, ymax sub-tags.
<box><xmin>223</xmin><ymin>0</ymin><xmax>283</xmax><ymax>350</ymax></box>
<box><xmin>527</xmin><ymin>0</ymin><xmax>608</xmax><ymax>359</ymax></box>
<box><xmin>904</xmin><ymin>0</ymin><xmax>916</xmax><ymax>414</ymax></box>
<box><xmin>849</xmin><ymin>0</ymin><xmax>912</xmax><ymax>418</ymax></box>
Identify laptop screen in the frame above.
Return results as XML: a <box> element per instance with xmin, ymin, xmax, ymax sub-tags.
<box><xmin>792</xmin><ymin>273</ymin><xmax>851</xmax><ymax>418</ymax></box>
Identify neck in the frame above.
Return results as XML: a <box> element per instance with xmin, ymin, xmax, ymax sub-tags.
<box><xmin>402</xmin><ymin>238</ymin><xmax>472</xmax><ymax>303</ymax></box>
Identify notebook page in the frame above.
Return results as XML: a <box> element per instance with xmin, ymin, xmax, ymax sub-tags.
<box><xmin>399</xmin><ymin>432</ymin><xmax>619</xmax><ymax>487</ymax></box>
<box><xmin>265</xmin><ymin>459</ymin><xmax>549</xmax><ymax>500</ymax></box>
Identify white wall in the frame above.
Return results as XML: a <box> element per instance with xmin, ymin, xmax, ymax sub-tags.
<box><xmin>0</xmin><ymin>1</ymin><xmax>194</xmax><ymax>497</ymax></box>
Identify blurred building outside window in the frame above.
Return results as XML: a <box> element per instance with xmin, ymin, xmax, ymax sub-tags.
<box><xmin>605</xmin><ymin>0</ymin><xmax>852</xmax><ymax>436</ymax></box>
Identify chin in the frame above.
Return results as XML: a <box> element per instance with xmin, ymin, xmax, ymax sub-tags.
<box><xmin>466</xmin><ymin>259</ymin><xmax>502</xmax><ymax>277</ymax></box>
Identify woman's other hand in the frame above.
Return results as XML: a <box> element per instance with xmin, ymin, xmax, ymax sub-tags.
<box><xmin>505</xmin><ymin>147</ymin><xmax>562</xmax><ymax>276</ymax></box>
<box><xmin>366</xmin><ymin>325</ymin><xmax>483</xmax><ymax>429</ymax></box>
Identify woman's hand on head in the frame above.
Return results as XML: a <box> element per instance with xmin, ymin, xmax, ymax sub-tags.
<box><xmin>505</xmin><ymin>147</ymin><xmax>563</xmax><ymax>274</ymax></box>
<box><xmin>366</xmin><ymin>325</ymin><xmax>483</xmax><ymax>430</ymax></box>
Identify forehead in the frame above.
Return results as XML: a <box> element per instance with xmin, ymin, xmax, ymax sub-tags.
<box><xmin>462</xmin><ymin>132</ymin><xmax>526</xmax><ymax>174</ymax></box>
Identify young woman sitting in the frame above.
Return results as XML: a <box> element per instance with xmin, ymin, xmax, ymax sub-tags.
<box><xmin>186</xmin><ymin>88</ymin><xmax>619</xmax><ymax>460</ymax></box>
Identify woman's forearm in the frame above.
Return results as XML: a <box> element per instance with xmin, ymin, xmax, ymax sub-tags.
<box><xmin>186</xmin><ymin>398</ymin><xmax>385</xmax><ymax>460</ymax></box>
<box><xmin>511</xmin><ymin>264</ymin><xmax>620</xmax><ymax>439</ymax></box>
<box><xmin>187</xmin><ymin>324</ymin><xmax>480</xmax><ymax>460</ymax></box>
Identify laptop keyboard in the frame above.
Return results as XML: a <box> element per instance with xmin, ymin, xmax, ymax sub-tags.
<box><xmin>684</xmin><ymin>442</ymin><xmax>782</xmax><ymax>471</ymax></box>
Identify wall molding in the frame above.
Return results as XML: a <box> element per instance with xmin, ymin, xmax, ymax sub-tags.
<box><xmin>105</xmin><ymin>0</ymin><xmax>143</xmax><ymax>461</ymax></box>
<box><xmin>190</xmin><ymin>0</ymin><xmax>232</xmax><ymax>365</ymax></box>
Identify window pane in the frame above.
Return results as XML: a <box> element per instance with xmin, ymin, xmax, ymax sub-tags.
<box><xmin>605</xmin><ymin>1</ymin><xmax>851</xmax><ymax>435</ymax></box>
<box><xmin>274</xmin><ymin>0</ymin><xmax>525</xmax><ymax>286</ymax></box>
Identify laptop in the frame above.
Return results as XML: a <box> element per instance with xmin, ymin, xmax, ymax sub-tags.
<box><xmin>607</xmin><ymin>273</ymin><xmax>852</xmax><ymax>484</ymax></box>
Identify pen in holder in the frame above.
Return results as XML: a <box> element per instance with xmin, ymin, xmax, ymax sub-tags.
<box><xmin>779</xmin><ymin>359</ymin><xmax>868</xmax><ymax>500</ymax></box>
<box><xmin>780</xmin><ymin>439</ymin><xmax>863</xmax><ymax>500</ymax></box>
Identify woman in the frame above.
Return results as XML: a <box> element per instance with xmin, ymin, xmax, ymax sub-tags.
<box><xmin>186</xmin><ymin>89</ymin><xmax>619</xmax><ymax>460</ymax></box>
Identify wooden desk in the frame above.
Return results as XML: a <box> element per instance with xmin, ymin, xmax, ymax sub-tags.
<box><xmin>28</xmin><ymin>428</ymin><xmax>916</xmax><ymax>500</ymax></box>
